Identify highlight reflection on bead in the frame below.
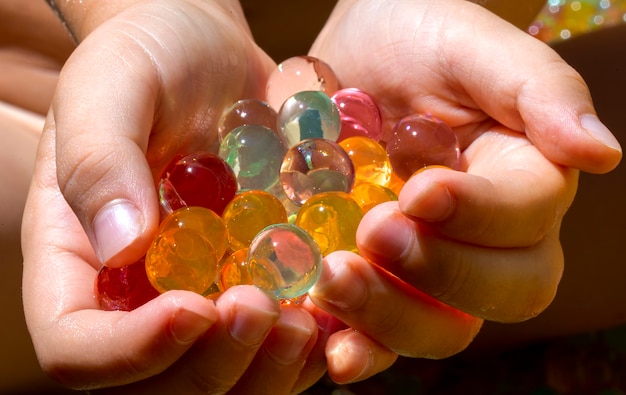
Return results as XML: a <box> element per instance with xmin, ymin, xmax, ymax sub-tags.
<box><xmin>266</xmin><ymin>56</ymin><xmax>340</xmax><ymax>111</ymax></box>
<box><xmin>280</xmin><ymin>138</ymin><xmax>355</xmax><ymax>205</ymax></box>
<box><xmin>145</xmin><ymin>207</ymin><xmax>227</xmax><ymax>295</ymax></box>
<box><xmin>221</xmin><ymin>190</ymin><xmax>288</xmax><ymax>251</ymax></box>
<box><xmin>278</xmin><ymin>91</ymin><xmax>341</xmax><ymax>147</ymax></box>
<box><xmin>247</xmin><ymin>223</ymin><xmax>322</xmax><ymax>299</ymax></box>
<box><xmin>339</xmin><ymin>136</ymin><xmax>391</xmax><ymax>187</ymax></box>
<box><xmin>218</xmin><ymin>99</ymin><xmax>278</xmax><ymax>142</ymax></box>
<box><xmin>332</xmin><ymin>88</ymin><xmax>383</xmax><ymax>142</ymax></box>
<box><xmin>386</xmin><ymin>114</ymin><xmax>460</xmax><ymax>181</ymax></box>
<box><xmin>158</xmin><ymin>152</ymin><xmax>238</xmax><ymax>216</ymax></box>
<box><xmin>218</xmin><ymin>124</ymin><xmax>288</xmax><ymax>191</ymax></box>
<box><xmin>350</xmin><ymin>182</ymin><xmax>398</xmax><ymax>214</ymax></box>
<box><xmin>295</xmin><ymin>191</ymin><xmax>363</xmax><ymax>256</ymax></box>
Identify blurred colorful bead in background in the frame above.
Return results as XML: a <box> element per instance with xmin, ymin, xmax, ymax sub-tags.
<box><xmin>530</xmin><ymin>0</ymin><xmax>626</xmax><ymax>42</ymax></box>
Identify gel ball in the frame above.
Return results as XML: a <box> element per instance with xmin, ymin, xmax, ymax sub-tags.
<box><xmin>218</xmin><ymin>124</ymin><xmax>288</xmax><ymax>191</ymax></box>
<box><xmin>247</xmin><ymin>223</ymin><xmax>322</xmax><ymax>300</ymax></box>
<box><xmin>218</xmin><ymin>248</ymin><xmax>252</xmax><ymax>291</ymax></box>
<box><xmin>95</xmin><ymin>257</ymin><xmax>160</xmax><ymax>311</ymax></box>
<box><xmin>386</xmin><ymin>114</ymin><xmax>460</xmax><ymax>181</ymax></box>
<box><xmin>350</xmin><ymin>182</ymin><xmax>398</xmax><ymax>214</ymax></box>
<box><xmin>218</xmin><ymin>99</ymin><xmax>278</xmax><ymax>142</ymax></box>
<box><xmin>331</xmin><ymin>88</ymin><xmax>383</xmax><ymax>142</ymax></box>
<box><xmin>339</xmin><ymin>136</ymin><xmax>392</xmax><ymax>187</ymax></box>
<box><xmin>295</xmin><ymin>191</ymin><xmax>363</xmax><ymax>255</ymax></box>
<box><xmin>280</xmin><ymin>138</ymin><xmax>355</xmax><ymax>205</ymax></box>
<box><xmin>277</xmin><ymin>91</ymin><xmax>341</xmax><ymax>147</ymax></box>
<box><xmin>158</xmin><ymin>152</ymin><xmax>238</xmax><ymax>216</ymax></box>
<box><xmin>145</xmin><ymin>207</ymin><xmax>228</xmax><ymax>295</ymax></box>
<box><xmin>266</xmin><ymin>55</ymin><xmax>340</xmax><ymax>111</ymax></box>
<box><xmin>221</xmin><ymin>190</ymin><xmax>288</xmax><ymax>251</ymax></box>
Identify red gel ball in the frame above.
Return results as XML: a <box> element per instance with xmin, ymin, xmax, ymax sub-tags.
<box><xmin>386</xmin><ymin>114</ymin><xmax>460</xmax><ymax>181</ymax></box>
<box><xmin>159</xmin><ymin>152</ymin><xmax>238</xmax><ymax>216</ymax></box>
<box><xmin>331</xmin><ymin>88</ymin><xmax>383</xmax><ymax>142</ymax></box>
<box><xmin>95</xmin><ymin>258</ymin><xmax>160</xmax><ymax>311</ymax></box>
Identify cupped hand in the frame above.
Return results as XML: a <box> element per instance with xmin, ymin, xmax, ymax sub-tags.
<box><xmin>51</xmin><ymin>0</ymin><xmax>276</xmax><ymax>269</ymax></box>
<box><xmin>308</xmin><ymin>0</ymin><xmax>618</xmax><ymax>383</ymax></box>
<box><xmin>22</xmin><ymin>1</ymin><xmax>330</xmax><ymax>392</ymax></box>
<box><xmin>23</xmin><ymin>114</ymin><xmax>327</xmax><ymax>392</ymax></box>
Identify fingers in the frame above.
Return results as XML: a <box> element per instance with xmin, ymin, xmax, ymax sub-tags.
<box><xmin>311</xmin><ymin>0</ymin><xmax>621</xmax><ymax>174</ymax></box>
<box><xmin>397</xmin><ymin>128</ymin><xmax>579</xmax><ymax>247</ymax></box>
<box><xmin>291</xmin><ymin>301</ymin><xmax>346</xmax><ymax>393</ymax></box>
<box><xmin>31</xmin><ymin>290</ymin><xmax>218</xmax><ymax>389</ymax></box>
<box><xmin>356</xmin><ymin>202</ymin><xmax>564</xmax><ymax>322</ymax></box>
<box><xmin>438</xmin><ymin>2</ymin><xmax>623</xmax><ymax>173</ymax></box>
<box><xmin>325</xmin><ymin>329</ymin><xmax>398</xmax><ymax>385</ymax></box>
<box><xmin>83</xmin><ymin>287</ymin><xmax>281</xmax><ymax>395</ymax></box>
<box><xmin>228</xmin><ymin>305</ymin><xmax>319</xmax><ymax>395</ymax></box>
<box><xmin>309</xmin><ymin>251</ymin><xmax>483</xmax><ymax>359</ymax></box>
<box><xmin>150</xmin><ymin>286</ymin><xmax>281</xmax><ymax>395</ymax></box>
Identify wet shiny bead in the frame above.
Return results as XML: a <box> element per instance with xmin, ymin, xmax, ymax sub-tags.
<box><xmin>159</xmin><ymin>152</ymin><xmax>238</xmax><ymax>216</ymax></box>
<box><xmin>386</xmin><ymin>114</ymin><xmax>460</xmax><ymax>181</ymax></box>
<box><xmin>295</xmin><ymin>191</ymin><xmax>363</xmax><ymax>256</ymax></box>
<box><xmin>277</xmin><ymin>91</ymin><xmax>341</xmax><ymax>147</ymax></box>
<box><xmin>218</xmin><ymin>124</ymin><xmax>288</xmax><ymax>191</ymax></box>
<box><xmin>218</xmin><ymin>99</ymin><xmax>278</xmax><ymax>142</ymax></box>
<box><xmin>339</xmin><ymin>136</ymin><xmax>392</xmax><ymax>187</ymax></box>
<box><xmin>350</xmin><ymin>182</ymin><xmax>398</xmax><ymax>214</ymax></box>
<box><xmin>266</xmin><ymin>55</ymin><xmax>340</xmax><ymax>111</ymax></box>
<box><xmin>218</xmin><ymin>248</ymin><xmax>252</xmax><ymax>291</ymax></box>
<box><xmin>221</xmin><ymin>190</ymin><xmax>288</xmax><ymax>251</ymax></box>
<box><xmin>387</xmin><ymin>170</ymin><xmax>406</xmax><ymax>196</ymax></box>
<box><xmin>331</xmin><ymin>88</ymin><xmax>383</xmax><ymax>142</ymax></box>
<box><xmin>247</xmin><ymin>223</ymin><xmax>322</xmax><ymax>299</ymax></box>
<box><xmin>145</xmin><ymin>207</ymin><xmax>227</xmax><ymax>295</ymax></box>
<box><xmin>280</xmin><ymin>138</ymin><xmax>355</xmax><ymax>205</ymax></box>
<box><xmin>95</xmin><ymin>257</ymin><xmax>160</xmax><ymax>311</ymax></box>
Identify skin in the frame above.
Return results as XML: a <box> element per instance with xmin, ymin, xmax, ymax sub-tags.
<box><xmin>3</xmin><ymin>0</ymin><xmax>623</xmax><ymax>393</ymax></box>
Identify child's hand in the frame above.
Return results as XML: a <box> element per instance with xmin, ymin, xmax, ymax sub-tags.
<box><xmin>307</xmin><ymin>0</ymin><xmax>621</xmax><ymax>383</ymax></box>
<box><xmin>22</xmin><ymin>1</ymin><xmax>329</xmax><ymax>392</ymax></box>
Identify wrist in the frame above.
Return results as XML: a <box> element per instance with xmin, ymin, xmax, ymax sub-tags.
<box><xmin>46</xmin><ymin>0</ymin><xmax>147</xmax><ymax>42</ymax></box>
<box><xmin>46</xmin><ymin>0</ymin><xmax>247</xmax><ymax>43</ymax></box>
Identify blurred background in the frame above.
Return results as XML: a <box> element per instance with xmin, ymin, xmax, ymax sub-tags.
<box><xmin>1</xmin><ymin>1</ymin><xmax>624</xmax><ymax>393</ymax></box>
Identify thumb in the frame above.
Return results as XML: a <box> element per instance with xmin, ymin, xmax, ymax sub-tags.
<box><xmin>53</xmin><ymin>39</ymin><xmax>160</xmax><ymax>267</ymax></box>
<box><xmin>445</xmin><ymin>2</ymin><xmax>622</xmax><ymax>173</ymax></box>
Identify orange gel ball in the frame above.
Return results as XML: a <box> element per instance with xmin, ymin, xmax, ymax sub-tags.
<box><xmin>145</xmin><ymin>207</ymin><xmax>227</xmax><ymax>295</ymax></box>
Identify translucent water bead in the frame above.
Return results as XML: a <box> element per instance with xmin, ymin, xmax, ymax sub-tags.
<box><xmin>221</xmin><ymin>190</ymin><xmax>288</xmax><ymax>251</ymax></box>
<box><xmin>218</xmin><ymin>124</ymin><xmax>288</xmax><ymax>191</ymax></box>
<box><xmin>247</xmin><ymin>223</ymin><xmax>322</xmax><ymax>300</ymax></box>
<box><xmin>331</xmin><ymin>88</ymin><xmax>383</xmax><ymax>142</ymax></box>
<box><xmin>218</xmin><ymin>99</ymin><xmax>278</xmax><ymax>142</ymax></box>
<box><xmin>158</xmin><ymin>152</ymin><xmax>238</xmax><ymax>216</ymax></box>
<box><xmin>266</xmin><ymin>55</ymin><xmax>340</xmax><ymax>111</ymax></box>
<box><xmin>145</xmin><ymin>207</ymin><xmax>228</xmax><ymax>295</ymax></box>
<box><xmin>386</xmin><ymin>114</ymin><xmax>460</xmax><ymax>181</ymax></box>
<box><xmin>295</xmin><ymin>191</ymin><xmax>363</xmax><ymax>256</ymax></box>
<box><xmin>280</xmin><ymin>138</ymin><xmax>355</xmax><ymax>205</ymax></box>
<box><xmin>277</xmin><ymin>91</ymin><xmax>341</xmax><ymax>147</ymax></box>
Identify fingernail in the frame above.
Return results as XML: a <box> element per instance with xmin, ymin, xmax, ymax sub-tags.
<box><xmin>310</xmin><ymin>259</ymin><xmax>366</xmax><ymax>311</ymax></box>
<box><xmin>93</xmin><ymin>199</ymin><xmax>144</xmax><ymax>264</ymax></box>
<box><xmin>400</xmin><ymin>182</ymin><xmax>454</xmax><ymax>222</ymax></box>
<box><xmin>581</xmin><ymin>114</ymin><xmax>622</xmax><ymax>152</ymax></box>
<box><xmin>265</xmin><ymin>312</ymin><xmax>315</xmax><ymax>365</ymax></box>
<box><xmin>229</xmin><ymin>302</ymin><xmax>279</xmax><ymax>347</ymax></box>
<box><xmin>170</xmin><ymin>308</ymin><xmax>215</xmax><ymax>344</ymax></box>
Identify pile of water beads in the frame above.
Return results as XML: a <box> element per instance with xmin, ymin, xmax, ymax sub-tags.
<box><xmin>95</xmin><ymin>56</ymin><xmax>461</xmax><ymax>311</ymax></box>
